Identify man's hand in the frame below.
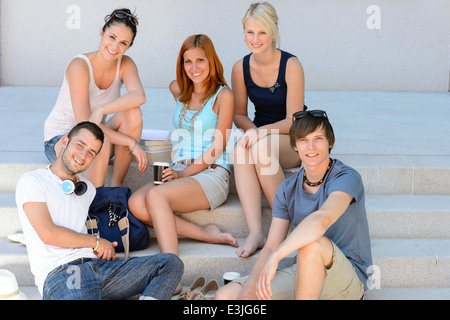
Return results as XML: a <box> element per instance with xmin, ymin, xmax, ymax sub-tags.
<box><xmin>94</xmin><ymin>238</ymin><xmax>118</xmax><ymax>261</ymax></box>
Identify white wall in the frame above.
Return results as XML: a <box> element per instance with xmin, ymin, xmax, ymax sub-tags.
<box><xmin>0</xmin><ymin>0</ymin><xmax>449</xmax><ymax>91</ymax></box>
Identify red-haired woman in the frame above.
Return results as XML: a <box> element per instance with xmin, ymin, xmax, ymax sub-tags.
<box><xmin>129</xmin><ymin>34</ymin><xmax>237</xmax><ymax>257</ymax></box>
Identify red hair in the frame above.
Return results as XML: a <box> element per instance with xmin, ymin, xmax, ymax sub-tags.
<box><xmin>176</xmin><ymin>34</ymin><xmax>228</xmax><ymax>103</ymax></box>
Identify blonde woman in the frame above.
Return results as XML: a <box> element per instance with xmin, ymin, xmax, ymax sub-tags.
<box><xmin>233</xmin><ymin>2</ymin><xmax>307</xmax><ymax>257</ymax></box>
<box><xmin>44</xmin><ymin>9</ymin><xmax>147</xmax><ymax>188</ymax></box>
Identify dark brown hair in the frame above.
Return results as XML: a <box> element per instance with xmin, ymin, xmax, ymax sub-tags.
<box><xmin>103</xmin><ymin>8</ymin><xmax>138</xmax><ymax>46</ymax></box>
<box><xmin>68</xmin><ymin>121</ymin><xmax>104</xmax><ymax>153</ymax></box>
<box><xmin>289</xmin><ymin>112</ymin><xmax>335</xmax><ymax>152</ymax></box>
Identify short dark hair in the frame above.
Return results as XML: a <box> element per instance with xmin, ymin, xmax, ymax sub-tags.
<box><xmin>67</xmin><ymin>121</ymin><xmax>104</xmax><ymax>152</ymax></box>
<box><xmin>289</xmin><ymin>112</ymin><xmax>335</xmax><ymax>152</ymax></box>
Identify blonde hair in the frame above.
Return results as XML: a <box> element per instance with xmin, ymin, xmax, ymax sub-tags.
<box><xmin>242</xmin><ymin>2</ymin><xmax>280</xmax><ymax>48</ymax></box>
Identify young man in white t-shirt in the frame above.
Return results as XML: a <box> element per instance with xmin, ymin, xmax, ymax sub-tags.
<box><xmin>16</xmin><ymin>121</ymin><xmax>183</xmax><ymax>299</ymax></box>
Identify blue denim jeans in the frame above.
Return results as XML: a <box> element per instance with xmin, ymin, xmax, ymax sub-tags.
<box><xmin>42</xmin><ymin>254</ymin><xmax>183</xmax><ymax>300</ymax></box>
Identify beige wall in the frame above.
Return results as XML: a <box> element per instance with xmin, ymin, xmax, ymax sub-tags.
<box><xmin>0</xmin><ymin>0</ymin><xmax>449</xmax><ymax>91</ymax></box>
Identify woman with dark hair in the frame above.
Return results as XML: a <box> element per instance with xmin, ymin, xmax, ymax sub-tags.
<box><xmin>44</xmin><ymin>8</ymin><xmax>147</xmax><ymax>188</ymax></box>
<box><xmin>129</xmin><ymin>34</ymin><xmax>237</xmax><ymax>257</ymax></box>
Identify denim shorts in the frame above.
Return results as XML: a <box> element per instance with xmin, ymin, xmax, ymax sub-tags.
<box><xmin>172</xmin><ymin>163</ymin><xmax>230</xmax><ymax>210</ymax></box>
<box><xmin>44</xmin><ymin>135</ymin><xmax>64</xmax><ymax>162</ymax></box>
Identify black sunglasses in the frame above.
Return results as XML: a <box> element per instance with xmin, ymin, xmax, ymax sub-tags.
<box><xmin>292</xmin><ymin>110</ymin><xmax>327</xmax><ymax>122</ymax></box>
<box><xmin>105</xmin><ymin>11</ymin><xmax>139</xmax><ymax>26</ymax></box>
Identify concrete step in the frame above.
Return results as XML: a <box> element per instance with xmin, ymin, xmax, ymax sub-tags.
<box><xmin>3</xmin><ymin>237</ymin><xmax>450</xmax><ymax>290</ymax></box>
<box><xmin>17</xmin><ymin>284</ymin><xmax>450</xmax><ymax>300</ymax></box>
<box><xmin>3</xmin><ymin>192</ymin><xmax>450</xmax><ymax>240</ymax></box>
<box><xmin>1</xmin><ymin>152</ymin><xmax>450</xmax><ymax>195</ymax></box>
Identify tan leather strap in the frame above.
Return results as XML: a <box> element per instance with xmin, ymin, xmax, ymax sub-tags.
<box><xmin>118</xmin><ymin>217</ymin><xmax>130</xmax><ymax>259</ymax></box>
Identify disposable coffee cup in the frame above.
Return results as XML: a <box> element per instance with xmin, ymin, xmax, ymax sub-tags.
<box><xmin>223</xmin><ymin>272</ymin><xmax>240</xmax><ymax>285</ymax></box>
<box><xmin>153</xmin><ymin>162</ymin><xmax>171</xmax><ymax>184</ymax></box>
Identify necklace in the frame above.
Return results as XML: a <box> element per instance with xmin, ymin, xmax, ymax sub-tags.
<box><xmin>303</xmin><ymin>159</ymin><xmax>332</xmax><ymax>187</ymax></box>
<box><xmin>178</xmin><ymin>98</ymin><xmax>207</xmax><ymax>132</ymax></box>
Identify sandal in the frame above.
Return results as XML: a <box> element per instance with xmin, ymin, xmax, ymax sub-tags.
<box><xmin>200</xmin><ymin>280</ymin><xmax>218</xmax><ymax>298</ymax></box>
<box><xmin>177</xmin><ymin>276</ymin><xmax>206</xmax><ymax>300</ymax></box>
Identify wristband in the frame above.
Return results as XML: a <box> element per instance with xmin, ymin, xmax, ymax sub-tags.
<box><xmin>93</xmin><ymin>233</ymin><xmax>100</xmax><ymax>252</ymax></box>
<box><xmin>129</xmin><ymin>140</ymin><xmax>138</xmax><ymax>156</ymax></box>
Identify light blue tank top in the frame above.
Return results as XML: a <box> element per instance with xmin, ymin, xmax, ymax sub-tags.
<box><xmin>171</xmin><ymin>86</ymin><xmax>229</xmax><ymax>171</ymax></box>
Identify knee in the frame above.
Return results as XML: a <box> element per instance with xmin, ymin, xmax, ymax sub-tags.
<box><xmin>145</xmin><ymin>186</ymin><xmax>167</xmax><ymax>211</ymax></box>
<box><xmin>297</xmin><ymin>237</ymin><xmax>328</xmax><ymax>262</ymax></box>
<box><xmin>128</xmin><ymin>192</ymin><xmax>142</xmax><ymax>215</ymax></box>
<box><xmin>160</xmin><ymin>253</ymin><xmax>184</xmax><ymax>274</ymax></box>
<box><xmin>124</xmin><ymin>106</ymin><xmax>143</xmax><ymax>126</ymax></box>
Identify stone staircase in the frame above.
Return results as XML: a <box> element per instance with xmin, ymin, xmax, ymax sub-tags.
<box><xmin>1</xmin><ymin>87</ymin><xmax>450</xmax><ymax>300</ymax></box>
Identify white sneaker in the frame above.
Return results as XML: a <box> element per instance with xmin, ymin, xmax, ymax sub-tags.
<box><xmin>7</xmin><ymin>233</ymin><xmax>26</xmax><ymax>245</ymax></box>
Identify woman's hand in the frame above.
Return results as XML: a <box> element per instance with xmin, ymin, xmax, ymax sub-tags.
<box><xmin>130</xmin><ymin>142</ymin><xmax>148</xmax><ymax>173</ymax></box>
<box><xmin>240</xmin><ymin>128</ymin><xmax>267</xmax><ymax>148</ymax></box>
<box><xmin>161</xmin><ymin>167</ymin><xmax>185</xmax><ymax>182</ymax></box>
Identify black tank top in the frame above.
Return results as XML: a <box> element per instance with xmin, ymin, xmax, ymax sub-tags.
<box><xmin>243</xmin><ymin>50</ymin><xmax>301</xmax><ymax>127</ymax></box>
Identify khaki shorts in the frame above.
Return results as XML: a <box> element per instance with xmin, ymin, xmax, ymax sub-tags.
<box><xmin>172</xmin><ymin>163</ymin><xmax>230</xmax><ymax>210</ymax></box>
<box><xmin>235</xmin><ymin>241</ymin><xmax>364</xmax><ymax>300</ymax></box>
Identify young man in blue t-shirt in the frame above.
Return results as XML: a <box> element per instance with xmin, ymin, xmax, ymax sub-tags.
<box><xmin>216</xmin><ymin>110</ymin><xmax>372</xmax><ymax>300</ymax></box>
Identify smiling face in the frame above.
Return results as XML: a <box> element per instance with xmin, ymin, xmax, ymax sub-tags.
<box><xmin>99</xmin><ymin>23</ymin><xmax>134</xmax><ymax>60</ymax></box>
<box><xmin>60</xmin><ymin>129</ymin><xmax>102</xmax><ymax>175</ymax></box>
<box><xmin>243</xmin><ymin>17</ymin><xmax>275</xmax><ymax>53</ymax></box>
<box><xmin>294</xmin><ymin>126</ymin><xmax>331</xmax><ymax>169</ymax></box>
<box><xmin>183</xmin><ymin>47</ymin><xmax>210</xmax><ymax>85</ymax></box>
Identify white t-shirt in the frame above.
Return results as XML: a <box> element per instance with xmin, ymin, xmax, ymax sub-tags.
<box><xmin>15</xmin><ymin>168</ymin><xmax>97</xmax><ymax>296</ymax></box>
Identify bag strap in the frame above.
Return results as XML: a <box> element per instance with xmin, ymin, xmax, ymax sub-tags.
<box><xmin>85</xmin><ymin>216</ymin><xmax>130</xmax><ymax>259</ymax></box>
<box><xmin>86</xmin><ymin>218</ymin><xmax>98</xmax><ymax>231</ymax></box>
<box><xmin>118</xmin><ymin>215</ymin><xmax>130</xmax><ymax>259</ymax></box>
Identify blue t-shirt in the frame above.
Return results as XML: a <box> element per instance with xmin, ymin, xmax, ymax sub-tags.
<box><xmin>171</xmin><ymin>86</ymin><xmax>229</xmax><ymax>171</ymax></box>
<box><xmin>272</xmin><ymin>159</ymin><xmax>373</xmax><ymax>289</ymax></box>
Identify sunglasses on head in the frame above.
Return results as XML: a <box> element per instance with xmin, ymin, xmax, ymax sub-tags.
<box><xmin>105</xmin><ymin>11</ymin><xmax>139</xmax><ymax>26</ymax></box>
<box><xmin>292</xmin><ymin>110</ymin><xmax>328</xmax><ymax>122</ymax></box>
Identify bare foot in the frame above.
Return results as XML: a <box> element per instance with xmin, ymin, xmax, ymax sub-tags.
<box><xmin>204</xmin><ymin>224</ymin><xmax>238</xmax><ymax>247</ymax></box>
<box><xmin>235</xmin><ymin>233</ymin><xmax>266</xmax><ymax>258</ymax></box>
<box><xmin>174</xmin><ymin>282</ymin><xmax>182</xmax><ymax>295</ymax></box>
